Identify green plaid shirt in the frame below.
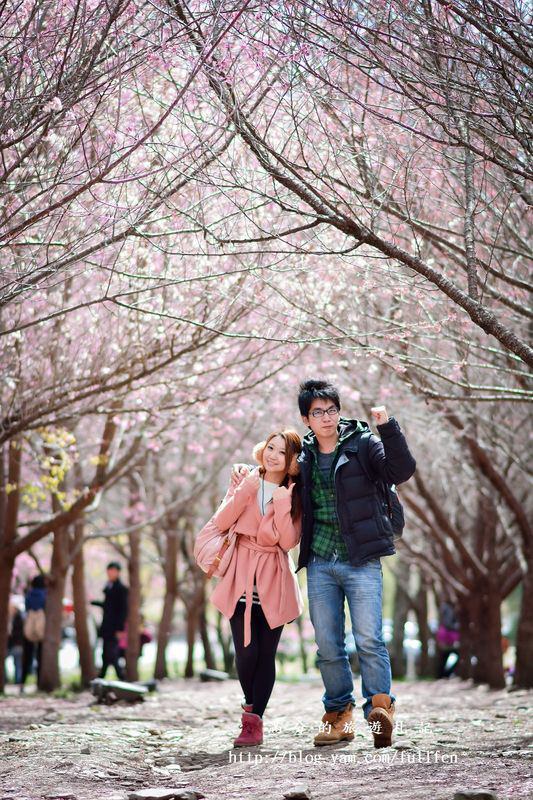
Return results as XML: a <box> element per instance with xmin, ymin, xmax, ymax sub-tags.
<box><xmin>309</xmin><ymin>441</ymin><xmax>349</xmax><ymax>561</ymax></box>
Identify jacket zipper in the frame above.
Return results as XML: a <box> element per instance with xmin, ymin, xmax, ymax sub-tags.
<box><xmin>332</xmin><ymin>457</ymin><xmax>344</xmax><ymax>554</ymax></box>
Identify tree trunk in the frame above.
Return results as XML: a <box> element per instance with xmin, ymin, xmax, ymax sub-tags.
<box><xmin>154</xmin><ymin>590</ymin><xmax>175</xmax><ymax>680</ymax></box>
<box><xmin>471</xmin><ymin>497</ymin><xmax>506</xmax><ymax>689</ymax></box>
<box><xmin>154</xmin><ymin>529</ymin><xmax>179</xmax><ymax>680</ymax></box>
<box><xmin>0</xmin><ymin>438</ymin><xmax>21</xmax><ymax>692</ymax></box>
<box><xmin>72</xmin><ymin>517</ymin><xmax>96</xmax><ymax>687</ymax></box>
<box><xmin>390</xmin><ymin>557</ymin><xmax>410</xmax><ymax>678</ymax></box>
<box><xmin>125</xmin><ymin>529</ymin><xmax>141</xmax><ymax>682</ymax></box>
<box><xmin>184</xmin><ymin>590</ymin><xmax>202</xmax><ymax>678</ymax></box>
<box><xmin>470</xmin><ymin>581</ymin><xmax>505</xmax><ymax>689</ymax></box>
<box><xmin>215</xmin><ymin>611</ymin><xmax>234</xmax><ymax>675</ymax></box>
<box><xmin>456</xmin><ymin>601</ymin><xmax>473</xmax><ymax>680</ymax></box>
<box><xmin>414</xmin><ymin>582</ymin><xmax>431</xmax><ymax>678</ymax></box>
<box><xmin>199</xmin><ymin>597</ymin><xmax>216</xmax><ymax>670</ymax></box>
<box><xmin>39</xmin><ymin>524</ymin><xmax>69</xmax><ymax>692</ymax></box>
<box><xmin>457</xmin><ymin>581</ymin><xmax>505</xmax><ymax>687</ymax></box>
<box><xmin>0</xmin><ymin>444</ymin><xmax>5</xmax><ymax>551</ymax></box>
<box><xmin>513</xmin><ymin>567</ymin><xmax>533</xmax><ymax>688</ymax></box>
<box><xmin>0</xmin><ymin>554</ymin><xmax>15</xmax><ymax>692</ymax></box>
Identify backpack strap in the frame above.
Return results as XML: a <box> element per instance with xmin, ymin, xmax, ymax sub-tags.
<box><xmin>358</xmin><ymin>431</ymin><xmax>394</xmax><ymax>519</ymax></box>
<box><xmin>357</xmin><ymin>430</ymin><xmax>377</xmax><ymax>483</ymax></box>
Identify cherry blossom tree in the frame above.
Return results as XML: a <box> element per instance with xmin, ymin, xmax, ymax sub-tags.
<box><xmin>158</xmin><ymin>0</ymin><xmax>531</xmax><ymax>368</ymax></box>
<box><xmin>1</xmin><ymin>0</ymin><xmax>530</xmax><ymax>692</ymax></box>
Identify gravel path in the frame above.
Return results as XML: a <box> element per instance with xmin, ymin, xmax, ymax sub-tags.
<box><xmin>0</xmin><ymin>676</ymin><xmax>531</xmax><ymax>800</ymax></box>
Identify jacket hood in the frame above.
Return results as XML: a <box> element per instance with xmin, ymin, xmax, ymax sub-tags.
<box><xmin>303</xmin><ymin>417</ymin><xmax>368</xmax><ymax>451</ymax></box>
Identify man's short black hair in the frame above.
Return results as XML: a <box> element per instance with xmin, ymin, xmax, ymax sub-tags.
<box><xmin>298</xmin><ymin>379</ymin><xmax>341</xmax><ymax>417</ymax></box>
<box><xmin>107</xmin><ymin>561</ymin><xmax>122</xmax><ymax>571</ymax></box>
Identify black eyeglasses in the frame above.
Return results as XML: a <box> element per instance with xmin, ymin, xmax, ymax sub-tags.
<box><xmin>310</xmin><ymin>406</ymin><xmax>340</xmax><ymax>418</ymax></box>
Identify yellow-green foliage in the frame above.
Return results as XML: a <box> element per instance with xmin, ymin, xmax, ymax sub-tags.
<box><xmin>19</xmin><ymin>427</ymin><xmax>79</xmax><ymax>511</ymax></box>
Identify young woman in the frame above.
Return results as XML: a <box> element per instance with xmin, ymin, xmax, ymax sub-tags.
<box><xmin>209</xmin><ymin>429</ymin><xmax>304</xmax><ymax>747</ymax></box>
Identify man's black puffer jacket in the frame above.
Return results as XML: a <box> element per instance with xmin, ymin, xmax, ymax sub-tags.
<box><xmin>295</xmin><ymin>416</ymin><xmax>416</xmax><ymax>572</ymax></box>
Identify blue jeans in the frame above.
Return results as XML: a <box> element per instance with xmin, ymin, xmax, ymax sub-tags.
<box><xmin>307</xmin><ymin>552</ymin><xmax>395</xmax><ymax>720</ymax></box>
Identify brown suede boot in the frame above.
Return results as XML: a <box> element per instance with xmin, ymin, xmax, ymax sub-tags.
<box><xmin>313</xmin><ymin>702</ymin><xmax>355</xmax><ymax>746</ymax></box>
<box><xmin>367</xmin><ymin>693</ymin><xmax>395</xmax><ymax>748</ymax></box>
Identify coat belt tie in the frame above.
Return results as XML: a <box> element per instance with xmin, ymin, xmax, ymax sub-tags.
<box><xmin>237</xmin><ymin>537</ymin><xmax>289</xmax><ymax>647</ymax></box>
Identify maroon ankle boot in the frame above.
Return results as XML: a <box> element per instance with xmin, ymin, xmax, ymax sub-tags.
<box><xmin>233</xmin><ymin>711</ymin><xmax>263</xmax><ymax>747</ymax></box>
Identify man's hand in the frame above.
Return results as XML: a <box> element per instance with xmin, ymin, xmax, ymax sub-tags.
<box><xmin>370</xmin><ymin>405</ymin><xmax>389</xmax><ymax>425</ymax></box>
<box><xmin>231</xmin><ymin>463</ymin><xmax>250</xmax><ymax>487</ymax></box>
<box><xmin>243</xmin><ymin>472</ymin><xmax>261</xmax><ymax>493</ymax></box>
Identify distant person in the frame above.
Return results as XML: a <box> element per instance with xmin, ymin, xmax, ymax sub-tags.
<box><xmin>7</xmin><ymin>599</ymin><xmax>24</xmax><ymax>687</ymax></box>
<box><xmin>21</xmin><ymin>574</ymin><xmax>47</xmax><ymax>689</ymax></box>
<box><xmin>436</xmin><ymin>599</ymin><xmax>460</xmax><ymax>678</ymax></box>
<box><xmin>91</xmin><ymin>562</ymin><xmax>129</xmax><ymax>680</ymax></box>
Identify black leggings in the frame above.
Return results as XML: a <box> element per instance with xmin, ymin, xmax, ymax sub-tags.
<box><xmin>230</xmin><ymin>602</ymin><xmax>284</xmax><ymax>718</ymax></box>
<box><xmin>21</xmin><ymin>639</ymin><xmax>42</xmax><ymax>685</ymax></box>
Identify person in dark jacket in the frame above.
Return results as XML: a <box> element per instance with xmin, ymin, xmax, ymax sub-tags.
<box><xmin>21</xmin><ymin>574</ymin><xmax>47</xmax><ymax>689</ymax></box>
<box><xmin>295</xmin><ymin>380</ymin><xmax>416</xmax><ymax>749</ymax></box>
<box><xmin>91</xmin><ymin>562</ymin><xmax>129</xmax><ymax>680</ymax></box>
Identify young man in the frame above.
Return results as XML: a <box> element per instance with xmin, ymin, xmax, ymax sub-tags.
<box><xmin>91</xmin><ymin>562</ymin><xmax>129</xmax><ymax>681</ymax></box>
<box><xmin>296</xmin><ymin>379</ymin><xmax>416</xmax><ymax>748</ymax></box>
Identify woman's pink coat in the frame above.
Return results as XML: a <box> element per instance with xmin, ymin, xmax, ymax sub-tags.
<box><xmin>209</xmin><ymin>475</ymin><xmax>304</xmax><ymax>647</ymax></box>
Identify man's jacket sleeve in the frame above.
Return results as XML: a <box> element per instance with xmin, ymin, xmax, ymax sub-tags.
<box><xmin>367</xmin><ymin>416</ymin><xmax>416</xmax><ymax>485</ymax></box>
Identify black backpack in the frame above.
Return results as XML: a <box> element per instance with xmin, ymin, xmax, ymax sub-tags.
<box><xmin>358</xmin><ymin>431</ymin><xmax>405</xmax><ymax>540</ymax></box>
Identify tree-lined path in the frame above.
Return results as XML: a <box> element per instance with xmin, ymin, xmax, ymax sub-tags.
<box><xmin>1</xmin><ymin>1</ymin><xmax>532</xmax><ymax>798</ymax></box>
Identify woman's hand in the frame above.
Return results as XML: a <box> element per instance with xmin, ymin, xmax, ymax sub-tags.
<box><xmin>272</xmin><ymin>483</ymin><xmax>295</xmax><ymax>502</ymax></box>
